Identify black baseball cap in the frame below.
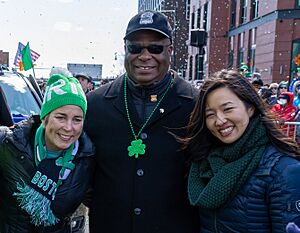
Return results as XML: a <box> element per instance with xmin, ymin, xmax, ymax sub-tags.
<box><xmin>124</xmin><ymin>10</ymin><xmax>172</xmax><ymax>42</ymax></box>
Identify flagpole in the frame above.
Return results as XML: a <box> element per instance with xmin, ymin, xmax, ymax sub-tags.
<box><xmin>32</xmin><ymin>65</ymin><xmax>36</xmax><ymax>79</ymax></box>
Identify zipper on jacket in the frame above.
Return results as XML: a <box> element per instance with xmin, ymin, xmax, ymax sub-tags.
<box><xmin>287</xmin><ymin>202</ymin><xmax>291</xmax><ymax>211</ymax></box>
<box><xmin>141</xmin><ymin>89</ymin><xmax>147</xmax><ymax>121</ymax></box>
<box><xmin>214</xmin><ymin>210</ymin><xmax>219</xmax><ymax>233</ymax></box>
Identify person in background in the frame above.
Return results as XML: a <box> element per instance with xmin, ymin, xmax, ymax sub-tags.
<box><xmin>251</xmin><ymin>77</ymin><xmax>263</xmax><ymax>93</ymax></box>
<box><xmin>278</xmin><ymin>80</ymin><xmax>289</xmax><ymax>96</ymax></box>
<box><xmin>293</xmin><ymin>82</ymin><xmax>300</xmax><ymax>111</ymax></box>
<box><xmin>272</xmin><ymin>91</ymin><xmax>297</xmax><ymax>138</ymax></box>
<box><xmin>269</xmin><ymin>82</ymin><xmax>279</xmax><ymax>105</ymax></box>
<box><xmin>88</xmin><ymin>81</ymin><xmax>95</xmax><ymax>91</ymax></box>
<box><xmin>260</xmin><ymin>87</ymin><xmax>273</xmax><ymax>106</ymax></box>
<box><xmin>180</xmin><ymin>69</ymin><xmax>300</xmax><ymax>232</ymax></box>
<box><xmin>0</xmin><ymin>71</ymin><xmax>95</xmax><ymax>233</ymax></box>
<box><xmin>85</xmin><ymin>10</ymin><xmax>199</xmax><ymax>233</ymax></box>
<box><xmin>239</xmin><ymin>63</ymin><xmax>252</xmax><ymax>79</ymax></box>
<box><xmin>75</xmin><ymin>73</ymin><xmax>92</xmax><ymax>94</ymax></box>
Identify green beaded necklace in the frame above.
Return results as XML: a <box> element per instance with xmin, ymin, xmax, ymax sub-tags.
<box><xmin>124</xmin><ymin>74</ymin><xmax>173</xmax><ymax>158</ymax></box>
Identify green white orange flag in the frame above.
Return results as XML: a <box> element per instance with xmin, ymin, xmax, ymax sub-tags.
<box><xmin>21</xmin><ymin>43</ymin><xmax>33</xmax><ymax>71</ymax></box>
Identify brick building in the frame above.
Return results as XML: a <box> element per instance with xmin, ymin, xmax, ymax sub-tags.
<box><xmin>187</xmin><ymin>0</ymin><xmax>300</xmax><ymax>84</ymax></box>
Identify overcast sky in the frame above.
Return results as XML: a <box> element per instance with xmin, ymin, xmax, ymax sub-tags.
<box><xmin>0</xmin><ymin>0</ymin><xmax>138</xmax><ymax>78</ymax></box>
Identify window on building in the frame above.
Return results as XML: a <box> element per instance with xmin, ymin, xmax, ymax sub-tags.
<box><xmin>240</xmin><ymin>0</ymin><xmax>248</xmax><ymax>24</ymax></box>
<box><xmin>191</xmin><ymin>11</ymin><xmax>195</xmax><ymax>29</ymax></box>
<box><xmin>239</xmin><ymin>48</ymin><xmax>244</xmax><ymax>65</ymax></box>
<box><xmin>197</xmin><ymin>8</ymin><xmax>201</xmax><ymax>29</ymax></box>
<box><xmin>203</xmin><ymin>3</ymin><xmax>208</xmax><ymax>31</ymax></box>
<box><xmin>195</xmin><ymin>51</ymin><xmax>205</xmax><ymax>80</ymax></box>
<box><xmin>250</xmin><ymin>0</ymin><xmax>259</xmax><ymax>19</ymax></box>
<box><xmin>195</xmin><ymin>54</ymin><xmax>199</xmax><ymax>80</ymax></box>
<box><xmin>249</xmin><ymin>28</ymin><xmax>256</xmax><ymax>72</ymax></box>
<box><xmin>228</xmin><ymin>37</ymin><xmax>234</xmax><ymax>68</ymax></box>
<box><xmin>240</xmin><ymin>32</ymin><xmax>244</xmax><ymax>49</ymax></box>
<box><xmin>186</xmin><ymin>0</ymin><xmax>190</xmax><ymax>20</ymax></box>
<box><xmin>296</xmin><ymin>0</ymin><xmax>300</xmax><ymax>8</ymax></box>
<box><xmin>189</xmin><ymin>56</ymin><xmax>193</xmax><ymax>80</ymax></box>
<box><xmin>230</xmin><ymin>0</ymin><xmax>237</xmax><ymax>29</ymax></box>
<box><xmin>291</xmin><ymin>39</ymin><xmax>300</xmax><ymax>77</ymax></box>
<box><xmin>238</xmin><ymin>33</ymin><xmax>245</xmax><ymax>65</ymax></box>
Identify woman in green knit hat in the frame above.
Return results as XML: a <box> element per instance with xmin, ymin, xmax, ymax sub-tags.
<box><xmin>0</xmin><ymin>70</ymin><xmax>95</xmax><ymax>233</ymax></box>
<box><xmin>180</xmin><ymin>69</ymin><xmax>300</xmax><ymax>232</ymax></box>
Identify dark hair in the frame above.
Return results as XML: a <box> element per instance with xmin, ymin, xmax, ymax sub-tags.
<box><xmin>181</xmin><ymin>69</ymin><xmax>300</xmax><ymax>162</ymax></box>
<box><xmin>252</xmin><ymin>78</ymin><xmax>263</xmax><ymax>87</ymax></box>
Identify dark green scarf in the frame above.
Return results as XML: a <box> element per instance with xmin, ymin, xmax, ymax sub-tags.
<box><xmin>188</xmin><ymin>116</ymin><xmax>269</xmax><ymax>210</ymax></box>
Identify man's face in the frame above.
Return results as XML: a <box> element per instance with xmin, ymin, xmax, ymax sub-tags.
<box><xmin>77</xmin><ymin>76</ymin><xmax>90</xmax><ymax>93</ymax></box>
<box><xmin>124</xmin><ymin>30</ymin><xmax>173</xmax><ymax>86</ymax></box>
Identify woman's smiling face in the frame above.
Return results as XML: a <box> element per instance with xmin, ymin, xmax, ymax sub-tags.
<box><xmin>43</xmin><ymin>105</ymin><xmax>84</xmax><ymax>151</ymax></box>
<box><xmin>205</xmin><ymin>87</ymin><xmax>254</xmax><ymax>144</ymax></box>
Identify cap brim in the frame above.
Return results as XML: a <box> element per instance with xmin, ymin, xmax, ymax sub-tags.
<box><xmin>75</xmin><ymin>74</ymin><xmax>92</xmax><ymax>82</ymax></box>
<box><xmin>124</xmin><ymin>27</ymin><xmax>171</xmax><ymax>40</ymax></box>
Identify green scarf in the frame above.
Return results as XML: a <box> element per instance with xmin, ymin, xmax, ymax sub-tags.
<box><xmin>34</xmin><ymin>124</ymin><xmax>76</xmax><ymax>180</ymax></box>
<box><xmin>13</xmin><ymin>124</ymin><xmax>77</xmax><ymax>226</ymax></box>
<box><xmin>188</xmin><ymin>116</ymin><xmax>269</xmax><ymax>210</ymax></box>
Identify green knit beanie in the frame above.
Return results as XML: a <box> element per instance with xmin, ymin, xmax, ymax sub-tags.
<box><xmin>40</xmin><ymin>74</ymin><xmax>87</xmax><ymax>119</ymax></box>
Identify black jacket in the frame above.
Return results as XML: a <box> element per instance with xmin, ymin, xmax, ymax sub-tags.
<box><xmin>85</xmin><ymin>73</ymin><xmax>200</xmax><ymax>233</ymax></box>
<box><xmin>0</xmin><ymin>115</ymin><xmax>95</xmax><ymax>233</ymax></box>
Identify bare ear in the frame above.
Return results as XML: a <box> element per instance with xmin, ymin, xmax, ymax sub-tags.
<box><xmin>41</xmin><ymin>119</ymin><xmax>46</xmax><ymax>127</ymax></box>
<box><xmin>248</xmin><ymin>106</ymin><xmax>255</xmax><ymax>118</ymax></box>
<box><xmin>41</xmin><ymin>115</ymin><xmax>48</xmax><ymax>128</ymax></box>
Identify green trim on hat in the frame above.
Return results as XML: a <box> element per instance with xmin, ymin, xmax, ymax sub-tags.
<box><xmin>40</xmin><ymin>74</ymin><xmax>87</xmax><ymax>119</ymax></box>
<box><xmin>240</xmin><ymin>65</ymin><xmax>248</xmax><ymax>70</ymax></box>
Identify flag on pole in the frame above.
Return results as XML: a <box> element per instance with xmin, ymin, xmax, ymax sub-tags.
<box><xmin>13</xmin><ymin>42</ymin><xmax>40</xmax><ymax>67</ymax></box>
<box><xmin>21</xmin><ymin>43</ymin><xmax>33</xmax><ymax>71</ymax></box>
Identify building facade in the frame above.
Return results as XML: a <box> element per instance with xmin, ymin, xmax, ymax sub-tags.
<box><xmin>187</xmin><ymin>0</ymin><xmax>300</xmax><ymax>83</ymax></box>
<box><xmin>138</xmin><ymin>0</ymin><xmax>190</xmax><ymax>76</ymax></box>
<box><xmin>0</xmin><ymin>50</ymin><xmax>9</xmax><ymax>66</ymax></box>
<box><xmin>187</xmin><ymin>0</ymin><xmax>229</xmax><ymax>80</ymax></box>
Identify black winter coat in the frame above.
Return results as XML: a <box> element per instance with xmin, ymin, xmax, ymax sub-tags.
<box><xmin>85</xmin><ymin>73</ymin><xmax>200</xmax><ymax>233</ymax></box>
<box><xmin>0</xmin><ymin>115</ymin><xmax>95</xmax><ymax>233</ymax></box>
<box><xmin>199</xmin><ymin>145</ymin><xmax>300</xmax><ymax>232</ymax></box>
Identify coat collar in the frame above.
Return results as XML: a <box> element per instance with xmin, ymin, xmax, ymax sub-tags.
<box><xmin>103</xmin><ymin>71</ymin><xmax>196</xmax><ymax>128</ymax></box>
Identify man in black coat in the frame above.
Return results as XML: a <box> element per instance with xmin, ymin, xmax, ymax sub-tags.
<box><xmin>85</xmin><ymin>10</ymin><xmax>199</xmax><ymax>233</ymax></box>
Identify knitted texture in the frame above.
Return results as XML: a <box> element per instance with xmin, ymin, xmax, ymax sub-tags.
<box><xmin>40</xmin><ymin>74</ymin><xmax>87</xmax><ymax>119</ymax></box>
<box><xmin>188</xmin><ymin>116</ymin><xmax>269</xmax><ymax>209</ymax></box>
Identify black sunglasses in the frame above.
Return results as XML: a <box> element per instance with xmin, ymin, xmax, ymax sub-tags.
<box><xmin>279</xmin><ymin>86</ymin><xmax>287</xmax><ymax>89</ymax></box>
<box><xmin>127</xmin><ymin>44</ymin><xmax>171</xmax><ymax>54</ymax></box>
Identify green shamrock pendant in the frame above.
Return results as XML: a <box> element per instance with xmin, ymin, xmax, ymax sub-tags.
<box><xmin>127</xmin><ymin>139</ymin><xmax>146</xmax><ymax>158</ymax></box>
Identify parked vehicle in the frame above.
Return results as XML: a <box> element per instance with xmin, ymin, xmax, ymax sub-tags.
<box><xmin>0</xmin><ymin>66</ymin><xmax>42</xmax><ymax>125</ymax></box>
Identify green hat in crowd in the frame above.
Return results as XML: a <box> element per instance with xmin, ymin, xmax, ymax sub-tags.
<box><xmin>297</xmin><ymin>67</ymin><xmax>300</xmax><ymax>72</ymax></box>
<box><xmin>240</xmin><ymin>64</ymin><xmax>249</xmax><ymax>71</ymax></box>
<box><xmin>40</xmin><ymin>74</ymin><xmax>87</xmax><ymax>119</ymax></box>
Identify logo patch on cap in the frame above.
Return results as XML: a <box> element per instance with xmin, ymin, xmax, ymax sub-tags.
<box><xmin>296</xmin><ymin>200</ymin><xmax>300</xmax><ymax>212</ymax></box>
<box><xmin>139</xmin><ymin>12</ymin><xmax>154</xmax><ymax>25</ymax></box>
